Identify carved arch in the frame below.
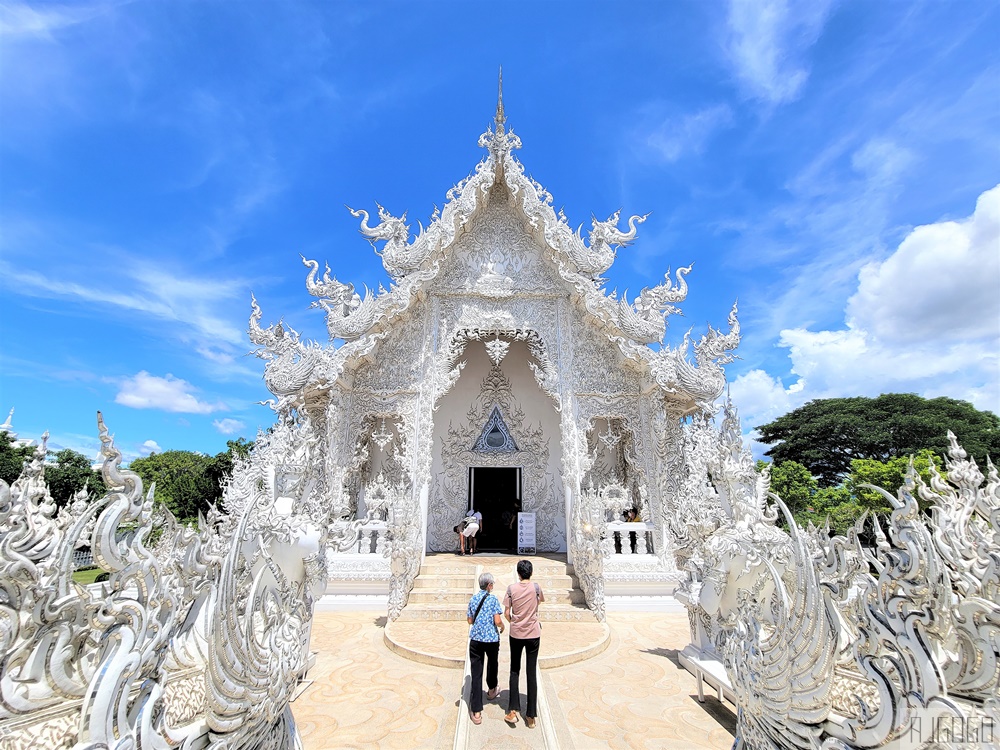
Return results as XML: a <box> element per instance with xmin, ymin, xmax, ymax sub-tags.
<box><xmin>435</xmin><ymin>327</ymin><xmax>560</xmax><ymax>407</ymax></box>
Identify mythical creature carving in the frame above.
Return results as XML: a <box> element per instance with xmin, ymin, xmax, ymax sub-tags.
<box><xmin>248</xmin><ymin>292</ymin><xmax>321</xmax><ymax>417</ymax></box>
<box><xmin>674</xmin><ymin>403</ymin><xmax>1000</xmax><ymax>749</ymax></box>
<box><xmin>617</xmin><ymin>265</ymin><xmax>692</xmax><ymax>344</ymax></box>
<box><xmin>651</xmin><ymin>301</ymin><xmax>740</xmax><ymax>411</ymax></box>
<box><xmin>301</xmin><ymin>255</ymin><xmax>381</xmax><ymax>341</ymax></box>
<box><xmin>349</xmin><ymin>203</ymin><xmax>433</xmax><ymax>280</ymax></box>
<box><xmin>568</xmin><ymin>210</ymin><xmax>648</xmax><ymax>279</ymax></box>
<box><xmin>0</xmin><ymin>413</ymin><xmax>329</xmax><ymax>748</ymax></box>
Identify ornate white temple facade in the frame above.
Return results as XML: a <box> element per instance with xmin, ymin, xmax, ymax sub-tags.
<box><xmin>2</xmin><ymin>86</ymin><xmax>995</xmax><ymax>750</ymax></box>
<box><xmin>248</xmin><ymin>87</ymin><xmax>740</xmax><ymax>617</ymax></box>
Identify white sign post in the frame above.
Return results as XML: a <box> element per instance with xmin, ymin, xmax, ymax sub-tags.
<box><xmin>517</xmin><ymin>512</ymin><xmax>536</xmax><ymax>555</ymax></box>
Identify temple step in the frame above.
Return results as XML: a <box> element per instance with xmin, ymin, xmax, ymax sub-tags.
<box><xmin>387</xmin><ymin>552</ymin><xmax>607</xmax><ymax>666</ymax></box>
<box><xmin>405</xmin><ymin>589</ymin><xmax>588</xmax><ymax>606</ymax></box>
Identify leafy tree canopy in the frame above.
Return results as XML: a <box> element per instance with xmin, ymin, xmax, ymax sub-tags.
<box><xmin>45</xmin><ymin>448</ymin><xmax>107</xmax><ymax>506</ymax></box>
<box><xmin>130</xmin><ymin>438</ymin><xmax>253</xmax><ymax>523</ymax></box>
<box><xmin>0</xmin><ymin>431</ymin><xmax>36</xmax><ymax>486</ymax></box>
<box><xmin>847</xmin><ymin>450</ymin><xmax>943</xmax><ymax>515</ymax></box>
<box><xmin>762</xmin><ymin>452</ymin><xmax>945</xmax><ymax>535</ymax></box>
<box><xmin>756</xmin><ymin>394</ymin><xmax>999</xmax><ymax>486</ymax></box>
<box><xmin>765</xmin><ymin>460</ymin><xmax>816</xmax><ymax>518</ymax></box>
<box><xmin>130</xmin><ymin>450</ymin><xmax>218</xmax><ymax>523</ymax></box>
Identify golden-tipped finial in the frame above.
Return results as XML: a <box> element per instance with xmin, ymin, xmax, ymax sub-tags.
<box><xmin>495</xmin><ymin>66</ymin><xmax>506</xmax><ymax>128</ymax></box>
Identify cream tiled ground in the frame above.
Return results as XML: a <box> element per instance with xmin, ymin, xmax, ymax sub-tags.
<box><xmin>547</xmin><ymin>613</ymin><xmax>737</xmax><ymax>749</ymax></box>
<box><xmin>294</xmin><ymin>613</ymin><xmax>458</xmax><ymax>749</ymax></box>
<box><xmin>294</xmin><ymin>611</ymin><xmax>736</xmax><ymax>750</ymax></box>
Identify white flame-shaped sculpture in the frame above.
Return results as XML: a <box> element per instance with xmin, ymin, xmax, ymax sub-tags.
<box><xmin>0</xmin><ymin>412</ymin><xmax>328</xmax><ymax>749</ymax></box>
<box><xmin>675</xmin><ymin>403</ymin><xmax>1000</xmax><ymax>749</ymax></box>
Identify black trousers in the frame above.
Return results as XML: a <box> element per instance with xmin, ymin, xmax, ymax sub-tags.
<box><xmin>468</xmin><ymin>639</ymin><xmax>500</xmax><ymax>713</ymax></box>
<box><xmin>507</xmin><ymin>636</ymin><xmax>540</xmax><ymax>718</ymax></box>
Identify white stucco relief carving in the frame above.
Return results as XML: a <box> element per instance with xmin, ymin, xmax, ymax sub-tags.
<box><xmin>431</xmin><ymin>360</ymin><xmax>560</xmax><ymax>553</ymax></box>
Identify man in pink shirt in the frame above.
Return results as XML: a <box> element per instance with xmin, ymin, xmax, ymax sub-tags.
<box><xmin>503</xmin><ymin>559</ymin><xmax>544</xmax><ymax>728</ymax></box>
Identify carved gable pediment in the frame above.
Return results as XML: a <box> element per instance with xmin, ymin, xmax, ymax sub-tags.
<box><xmin>432</xmin><ymin>188</ymin><xmax>563</xmax><ymax>299</ymax></box>
<box><xmin>473</xmin><ymin>405</ymin><xmax>518</xmax><ymax>452</ymax></box>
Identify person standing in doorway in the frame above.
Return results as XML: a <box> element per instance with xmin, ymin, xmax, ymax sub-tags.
<box><xmin>467</xmin><ymin>572</ymin><xmax>504</xmax><ymax>725</ymax></box>
<box><xmin>502</xmin><ymin>499</ymin><xmax>522</xmax><ymax>552</ymax></box>
<box><xmin>503</xmin><ymin>559</ymin><xmax>544</xmax><ymax>729</ymax></box>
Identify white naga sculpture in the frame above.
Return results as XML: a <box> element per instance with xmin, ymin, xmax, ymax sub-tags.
<box><xmin>0</xmin><ymin>412</ymin><xmax>335</xmax><ymax>749</ymax></box>
<box><xmin>676</xmin><ymin>401</ymin><xmax>1000</xmax><ymax>749</ymax></box>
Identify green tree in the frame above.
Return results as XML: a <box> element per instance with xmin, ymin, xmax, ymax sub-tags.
<box><xmin>766</xmin><ymin>460</ymin><xmax>817</xmax><ymax>518</ymax></box>
<box><xmin>757</xmin><ymin>394</ymin><xmax>999</xmax><ymax>486</ymax></box>
<box><xmin>205</xmin><ymin>438</ymin><xmax>254</xmax><ymax>499</ymax></box>
<box><xmin>809</xmin><ymin>487</ymin><xmax>862</xmax><ymax>536</ymax></box>
<box><xmin>45</xmin><ymin>448</ymin><xmax>107</xmax><ymax>506</ymax></box>
<box><xmin>130</xmin><ymin>450</ymin><xmax>217</xmax><ymax>523</ymax></box>
<box><xmin>0</xmin><ymin>431</ymin><xmax>36</xmax><ymax>485</ymax></box>
<box><xmin>847</xmin><ymin>450</ymin><xmax>943</xmax><ymax>515</ymax></box>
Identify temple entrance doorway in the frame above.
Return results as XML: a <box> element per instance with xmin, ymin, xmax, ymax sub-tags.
<box><xmin>469</xmin><ymin>466</ymin><xmax>520</xmax><ymax>552</ymax></box>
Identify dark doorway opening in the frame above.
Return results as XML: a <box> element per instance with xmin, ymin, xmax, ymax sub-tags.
<box><xmin>469</xmin><ymin>467</ymin><xmax>521</xmax><ymax>552</ymax></box>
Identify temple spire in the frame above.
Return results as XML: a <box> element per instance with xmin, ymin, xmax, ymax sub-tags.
<box><xmin>479</xmin><ymin>66</ymin><xmax>520</xmax><ymax>159</ymax></box>
<box><xmin>495</xmin><ymin>66</ymin><xmax>506</xmax><ymax>129</ymax></box>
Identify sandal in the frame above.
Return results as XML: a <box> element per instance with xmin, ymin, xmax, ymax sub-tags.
<box><xmin>470</xmin><ymin>711</ymin><xmax>482</xmax><ymax>725</ymax></box>
<box><xmin>487</xmin><ymin>687</ymin><xmax>500</xmax><ymax>700</ymax></box>
<box><xmin>504</xmin><ymin>710</ymin><xmax>518</xmax><ymax>725</ymax></box>
<box><xmin>525</xmin><ymin>717</ymin><xmax>536</xmax><ymax>729</ymax></box>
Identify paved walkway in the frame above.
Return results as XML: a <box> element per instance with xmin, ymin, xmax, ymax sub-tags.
<box><xmin>293</xmin><ymin>611</ymin><xmax>736</xmax><ymax>749</ymax></box>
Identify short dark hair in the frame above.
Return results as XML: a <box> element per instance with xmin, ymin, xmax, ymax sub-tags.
<box><xmin>516</xmin><ymin>559</ymin><xmax>533</xmax><ymax>580</ymax></box>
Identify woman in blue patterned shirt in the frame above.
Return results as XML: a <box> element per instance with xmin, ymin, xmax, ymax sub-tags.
<box><xmin>466</xmin><ymin>571</ymin><xmax>505</xmax><ymax>725</ymax></box>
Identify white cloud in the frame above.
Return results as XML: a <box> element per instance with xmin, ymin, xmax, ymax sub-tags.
<box><xmin>212</xmin><ymin>418</ymin><xmax>245</xmax><ymax>435</ymax></box>
<box><xmin>729</xmin><ymin>368</ymin><xmax>798</xmax><ymax>435</ymax></box>
<box><xmin>743</xmin><ymin>185</ymin><xmax>1000</xmax><ymax>425</ymax></box>
<box><xmin>0</xmin><ymin>259</ymin><xmax>249</xmax><ymax>349</ymax></box>
<box><xmin>641</xmin><ymin>105</ymin><xmax>733</xmax><ymax>163</ymax></box>
<box><xmin>0</xmin><ymin>2</ymin><xmax>102</xmax><ymax>39</ymax></box>
<box><xmin>777</xmin><ymin>327</ymin><xmax>998</xmax><ymax>411</ymax></box>
<box><xmin>138</xmin><ymin>439</ymin><xmax>161</xmax><ymax>456</ymax></box>
<box><xmin>115</xmin><ymin>371</ymin><xmax>226</xmax><ymax>414</ymax></box>
<box><xmin>724</xmin><ymin>0</ymin><xmax>834</xmax><ymax>105</ymax></box>
<box><xmin>732</xmin><ymin>135</ymin><xmax>916</xmax><ymax>341</ymax></box>
<box><xmin>196</xmin><ymin>345</ymin><xmax>236</xmax><ymax>365</ymax></box>
<box><xmin>847</xmin><ymin>184</ymin><xmax>1000</xmax><ymax>343</ymax></box>
<box><xmin>728</xmin><ymin>368</ymin><xmax>809</xmax><ymax>457</ymax></box>
<box><xmin>850</xmin><ymin>138</ymin><xmax>913</xmax><ymax>187</ymax></box>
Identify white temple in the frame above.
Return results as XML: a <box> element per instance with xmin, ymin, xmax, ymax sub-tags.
<box><xmin>2</xmin><ymin>80</ymin><xmax>995</xmax><ymax>750</ymax></box>
<box><xmin>248</xmin><ymin>77</ymin><xmax>740</xmax><ymax>618</ymax></box>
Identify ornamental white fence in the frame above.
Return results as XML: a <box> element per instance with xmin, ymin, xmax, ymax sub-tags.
<box><xmin>605</xmin><ymin>521</ymin><xmax>655</xmax><ymax>557</ymax></box>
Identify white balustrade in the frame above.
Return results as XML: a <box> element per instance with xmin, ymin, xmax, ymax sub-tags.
<box><xmin>605</xmin><ymin>522</ymin><xmax>654</xmax><ymax>556</ymax></box>
<box><xmin>330</xmin><ymin>519</ymin><xmax>388</xmax><ymax>555</ymax></box>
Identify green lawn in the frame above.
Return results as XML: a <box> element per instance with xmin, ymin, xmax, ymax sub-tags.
<box><xmin>72</xmin><ymin>568</ymin><xmax>105</xmax><ymax>585</ymax></box>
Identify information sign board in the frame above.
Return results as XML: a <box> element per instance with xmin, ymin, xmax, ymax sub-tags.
<box><xmin>517</xmin><ymin>512</ymin><xmax>536</xmax><ymax>555</ymax></box>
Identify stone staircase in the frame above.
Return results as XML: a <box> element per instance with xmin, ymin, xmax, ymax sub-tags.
<box><xmin>384</xmin><ymin>553</ymin><xmax>609</xmax><ymax>668</ymax></box>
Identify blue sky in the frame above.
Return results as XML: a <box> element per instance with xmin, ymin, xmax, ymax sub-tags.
<box><xmin>1</xmin><ymin>0</ymin><xmax>998</xmax><ymax>463</ymax></box>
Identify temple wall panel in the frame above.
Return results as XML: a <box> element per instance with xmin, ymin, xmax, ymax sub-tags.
<box><xmin>427</xmin><ymin>340</ymin><xmax>564</xmax><ymax>552</ymax></box>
